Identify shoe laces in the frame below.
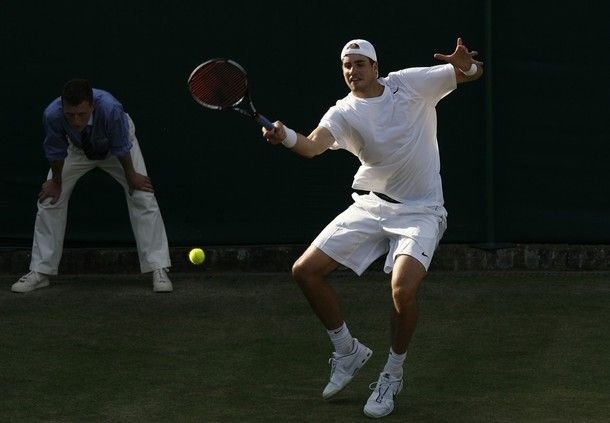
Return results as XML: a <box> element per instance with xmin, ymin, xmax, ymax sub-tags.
<box><xmin>18</xmin><ymin>271</ymin><xmax>36</xmax><ymax>283</ymax></box>
<box><xmin>328</xmin><ymin>356</ymin><xmax>338</xmax><ymax>377</ymax></box>
<box><xmin>327</xmin><ymin>345</ymin><xmax>352</xmax><ymax>375</ymax></box>
<box><xmin>369</xmin><ymin>373</ymin><xmax>400</xmax><ymax>402</ymax></box>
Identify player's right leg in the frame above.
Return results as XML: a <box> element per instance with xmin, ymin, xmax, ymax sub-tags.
<box><xmin>12</xmin><ymin>147</ymin><xmax>93</xmax><ymax>292</ymax></box>
<box><xmin>292</xmin><ymin>248</ymin><xmax>373</xmax><ymax>398</ymax></box>
<box><xmin>295</xmin><ymin>198</ymin><xmax>388</xmax><ymax>398</ymax></box>
<box><xmin>292</xmin><ymin>246</ymin><xmax>342</xmax><ymax>329</ymax></box>
<box><xmin>322</xmin><ymin>338</ymin><xmax>373</xmax><ymax>399</ymax></box>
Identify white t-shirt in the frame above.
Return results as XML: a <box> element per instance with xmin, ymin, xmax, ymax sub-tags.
<box><xmin>319</xmin><ymin>63</ymin><xmax>456</xmax><ymax>207</ymax></box>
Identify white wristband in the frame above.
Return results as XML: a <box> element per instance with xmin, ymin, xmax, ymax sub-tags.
<box><xmin>281</xmin><ymin>127</ymin><xmax>297</xmax><ymax>148</ymax></box>
<box><xmin>460</xmin><ymin>63</ymin><xmax>477</xmax><ymax>76</ymax></box>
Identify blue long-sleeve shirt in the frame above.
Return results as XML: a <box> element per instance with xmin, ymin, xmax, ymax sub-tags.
<box><xmin>42</xmin><ymin>89</ymin><xmax>132</xmax><ymax>161</ymax></box>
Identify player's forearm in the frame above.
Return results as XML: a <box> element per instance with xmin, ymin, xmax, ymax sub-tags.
<box><xmin>117</xmin><ymin>154</ymin><xmax>136</xmax><ymax>177</ymax></box>
<box><xmin>285</xmin><ymin>127</ymin><xmax>333</xmax><ymax>158</ymax></box>
<box><xmin>290</xmin><ymin>133</ymin><xmax>325</xmax><ymax>158</ymax></box>
<box><xmin>49</xmin><ymin>160</ymin><xmax>64</xmax><ymax>183</ymax></box>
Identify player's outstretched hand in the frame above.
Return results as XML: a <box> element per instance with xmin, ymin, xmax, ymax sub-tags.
<box><xmin>433</xmin><ymin>37</ymin><xmax>483</xmax><ymax>70</ymax></box>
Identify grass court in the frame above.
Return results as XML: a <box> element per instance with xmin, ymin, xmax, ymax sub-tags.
<box><xmin>1</xmin><ymin>271</ymin><xmax>608</xmax><ymax>422</ymax></box>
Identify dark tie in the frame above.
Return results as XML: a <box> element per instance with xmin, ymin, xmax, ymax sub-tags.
<box><xmin>81</xmin><ymin>128</ymin><xmax>91</xmax><ymax>148</ymax></box>
<box><xmin>81</xmin><ymin>127</ymin><xmax>97</xmax><ymax>159</ymax></box>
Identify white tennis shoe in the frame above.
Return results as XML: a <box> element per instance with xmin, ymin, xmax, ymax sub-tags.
<box><xmin>152</xmin><ymin>268</ymin><xmax>173</xmax><ymax>292</ymax></box>
<box><xmin>363</xmin><ymin>372</ymin><xmax>404</xmax><ymax>418</ymax></box>
<box><xmin>322</xmin><ymin>339</ymin><xmax>372</xmax><ymax>399</ymax></box>
<box><xmin>11</xmin><ymin>271</ymin><xmax>50</xmax><ymax>293</ymax></box>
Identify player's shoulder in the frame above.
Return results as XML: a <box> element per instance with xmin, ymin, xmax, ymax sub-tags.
<box><xmin>93</xmin><ymin>88</ymin><xmax>120</xmax><ymax>104</ymax></box>
<box><xmin>43</xmin><ymin>97</ymin><xmax>63</xmax><ymax>120</ymax></box>
<box><xmin>93</xmin><ymin>88</ymin><xmax>125</xmax><ymax>113</ymax></box>
<box><xmin>334</xmin><ymin>93</ymin><xmax>351</xmax><ymax>107</ymax></box>
<box><xmin>322</xmin><ymin>94</ymin><xmax>349</xmax><ymax>117</ymax></box>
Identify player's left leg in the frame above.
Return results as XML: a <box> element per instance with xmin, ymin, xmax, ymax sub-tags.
<box><xmin>101</xmin><ymin>116</ymin><xmax>171</xmax><ymax>291</ymax></box>
<box><xmin>364</xmin><ymin>255</ymin><xmax>425</xmax><ymax>418</ymax></box>
<box><xmin>119</xmin><ymin>139</ymin><xmax>171</xmax><ymax>274</ymax></box>
<box><xmin>364</xmin><ymin>203</ymin><xmax>446</xmax><ymax>418</ymax></box>
<box><xmin>389</xmin><ymin>255</ymin><xmax>427</xmax><ymax>354</ymax></box>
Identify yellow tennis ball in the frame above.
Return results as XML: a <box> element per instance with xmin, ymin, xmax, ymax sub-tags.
<box><xmin>189</xmin><ymin>248</ymin><xmax>205</xmax><ymax>265</ymax></box>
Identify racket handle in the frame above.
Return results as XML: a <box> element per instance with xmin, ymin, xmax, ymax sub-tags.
<box><xmin>255</xmin><ymin>114</ymin><xmax>275</xmax><ymax>131</ymax></box>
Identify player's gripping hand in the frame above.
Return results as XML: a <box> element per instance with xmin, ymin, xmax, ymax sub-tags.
<box><xmin>262</xmin><ymin>121</ymin><xmax>287</xmax><ymax>146</ymax></box>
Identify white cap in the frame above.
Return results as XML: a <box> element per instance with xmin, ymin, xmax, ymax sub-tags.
<box><xmin>340</xmin><ymin>39</ymin><xmax>377</xmax><ymax>62</ymax></box>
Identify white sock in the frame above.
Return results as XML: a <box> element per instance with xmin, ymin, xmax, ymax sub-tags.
<box><xmin>383</xmin><ymin>348</ymin><xmax>406</xmax><ymax>378</ymax></box>
<box><xmin>327</xmin><ymin>322</ymin><xmax>354</xmax><ymax>355</ymax></box>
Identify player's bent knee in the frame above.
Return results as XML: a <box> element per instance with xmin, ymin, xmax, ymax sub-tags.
<box><xmin>292</xmin><ymin>259</ymin><xmax>324</xmax><ymax>285</ymax></box>
<box><xmin>292</xmin><ymin>247</ymin><xmax>339</xmax><ymax>286</ymax></box>
<box><xmin>291</xmin><ymin>259</ymin><xmax>311</xmax><ymax>282</ymax></box>
<box><xmin>392</xmin><ymin>284</ymin><xmax>418</xmax><ymax>310</ymax></box>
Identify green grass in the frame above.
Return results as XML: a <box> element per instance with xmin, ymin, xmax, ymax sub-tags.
<box><xmin>1</xmin><ymin>271</ymin><xmax>609</xmax><ymax>422</ymax></box>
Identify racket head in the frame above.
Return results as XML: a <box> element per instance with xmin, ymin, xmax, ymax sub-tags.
<box><xmin>187</xmin><ymin>59</ymin><xmax>249</xmax><ymax>110</ymax></box>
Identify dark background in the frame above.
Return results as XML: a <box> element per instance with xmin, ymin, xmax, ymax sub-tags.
<box><xmin>1</xmin><ymin>1</ymin><xmax>608</xmax><ymax>248</ymax></box>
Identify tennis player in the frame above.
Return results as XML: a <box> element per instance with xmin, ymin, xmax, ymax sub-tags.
<box><xmin>262</xmin><ymin>38</ymin><xmax>483</xmax><ymax>418</ymax></box>
<box><xmin>11</xmin><ymin>79</ymin><xmax>173</xmax><ymax>293</ymax></box>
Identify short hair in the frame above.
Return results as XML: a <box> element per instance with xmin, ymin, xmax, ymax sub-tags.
<box><xmin>62</xmin><ymin>79</ymin><xmax>93</xmax><ymax>106</ymax></box>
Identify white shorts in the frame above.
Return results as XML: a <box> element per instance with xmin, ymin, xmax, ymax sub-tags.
<box><xmin>312</xmin><ymin>192</ymin><xmax>447</xmax><ymax>275</ymax></box>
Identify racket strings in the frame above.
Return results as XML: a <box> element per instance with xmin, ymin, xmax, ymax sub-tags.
<box><xmin>189</xmin><ymin>62</ymin><xmax>247</xmax><ymax>108</ymax></box>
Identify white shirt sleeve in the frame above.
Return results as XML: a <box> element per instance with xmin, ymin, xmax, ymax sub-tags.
<box><xmin>389</xmin><ymin>64</ymin><xmax>456</xmax><ymax>106</ymax></box>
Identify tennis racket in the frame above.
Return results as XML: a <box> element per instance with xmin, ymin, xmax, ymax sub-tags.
<box><xmin>187</xmin><ymin>58</ymin><xmax>274</xmax><ymax>130</ymax></box>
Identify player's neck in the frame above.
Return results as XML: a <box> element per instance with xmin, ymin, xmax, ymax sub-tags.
<box><xmin>351</xmin><ymin>81</ymin><xmax>384</xmax><ymax>99</ymax></box>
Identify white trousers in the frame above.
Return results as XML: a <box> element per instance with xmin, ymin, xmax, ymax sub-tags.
<box><xmin>30</xmin><ymin>116</ymin><xmax>171</xmax><ymax>275</ymax></box>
